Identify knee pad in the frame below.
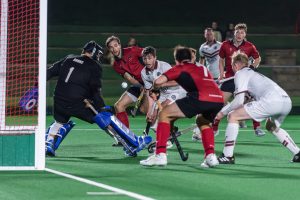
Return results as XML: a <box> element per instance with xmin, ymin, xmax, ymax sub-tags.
<box><xmin>265</xmin><ymin>118</ymin><xmax>277</xmax><ymax>132</ymax></box>
<box><xmin>93</xmin><ymin>112</ymin><xmax>112</xmax><ymax>129</ymax></box>
<box><xmin>196</xmin><ymin>115</ymin><xmax>211</xmax><ymax>127</ymax></box>
<box><xmin>54</xmin><ymin>121</ymin><xmax>75</xmax><ymax>150</ymax></box>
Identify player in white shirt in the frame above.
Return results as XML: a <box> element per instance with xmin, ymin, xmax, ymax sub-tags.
<box><xmin>141</xmin><ymin>46</ymin><xmax>186</xmax><ymax>130</ymax></box>
<box><xmin>199</xmin><ymin>27</ymin><xmax>221</xmax><ymax>80</ymax></box>
<box><xmin>215</xmin><ymin>52</ymin><xmax>300</xmax><ymax>164</ymax></box>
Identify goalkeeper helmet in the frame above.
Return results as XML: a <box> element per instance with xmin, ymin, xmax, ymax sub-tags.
<box><xmin>83</xmin><ymin>41</ymin><xmax>104</xmax><ymax>62</ymax></box>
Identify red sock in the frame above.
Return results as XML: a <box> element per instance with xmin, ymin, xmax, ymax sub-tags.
<box><xmin>252</xmin><ymin>120</ymin><xmax>260</xmax><ymax>130</ymax></box>
<box><xmin>212</xmin><ymin>118</ymin><xmax>220</xmax><ymax>132</ymax></box>
<box><xmin>155</xmin><ymin>122</ymin><xmax>170</xmax><ymax>154</ymax></box>
<box><xmin>201</xmin><ymin>127</ymin><xmax>215</xmax><ymax>157</ymax></box>
<box><xmin>116</xmin><ymin>111</ymin><xmax>129</xmax><ymax>128</ymax></box>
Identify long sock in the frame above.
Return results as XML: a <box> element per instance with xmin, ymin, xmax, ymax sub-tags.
<box><xmin>223</xmin><ymin>123</ymin><xmax>239</xmax><ymax>157</ymax></box>
<box><xmin>116</xmin><ymin>111</ymin><xmax>129</xmax><ymax>128</ymax></box>
<box><xmin>252</xmin><ymin>120</ymin><xmax>260</xmax><ymax>130</ymax></box>
<box><xmin>272</xmin><ymin>128</ymin><xmax>300</xmax><ymax>155</ymax></box>
<box><xmin>212</xmin><ymin>118</ymin><xmax>220</xmax><ymax>132</ymax></box>
<box><xmin>155</xmin><ymin>122</ymin><xmax>170</xmax><ymax>154</ymax></box>
<box><xmin>201</xmin><ymin>127</ymin><xmax>215</xmax><ymax>157</ymax></box>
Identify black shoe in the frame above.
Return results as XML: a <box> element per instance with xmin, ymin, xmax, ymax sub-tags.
<box><xmin>292</xmin><ymin>151</ymin><xmax>300</xmax><ymax>162</ymax></box>
<box><xmin>112</xmin><ymin>142</ymin><xmax>123</xmax><ymax>147</ymax></box>
<box><xmin>218</xmin><ymin>153</ymin><xmax>235</xmax><ymax>164</ymax></box>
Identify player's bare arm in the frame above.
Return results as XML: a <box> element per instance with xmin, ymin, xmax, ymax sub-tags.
<box><xmin>216</xmin><ymin>91</ymin><xmax>246</xmax><ymax>120</ymax></box>
<box><xmin>252</xmin><ymin>56</ymin><xmax>261</xmax><ymax>68</ymax></box>
<box><xmin>199</xmin><ymin>57</ymin><xmax>205</xmax><ymax>65</ymax></box>
<box><xmin>218</xmin><ymin>57</ymin><xmax>225</xmax><ymax>79</ymax></box>
<box><xmin>123</xmin><ymin>72</ymin><xmax>141</xmax><ymax>85</ymax></box>
<box><xmin>153</xmin><ymin>75</ymin><xmax>168</xmax><ymax>89</ymax></box>
<box><xmin>160</xmin><ymin>80</ymin><xmax>178</xmax><ymax>88</ymax></box>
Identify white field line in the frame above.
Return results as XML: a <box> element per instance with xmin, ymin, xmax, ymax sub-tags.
<box><xmin>45</xmin><ymin>168</ymin><xmax>155</xmax><ymax>200</ymax></box>
<box><xmin>87</xmin><ymin>192</ymin><xmax>121</xmax><ymax>195</ymax></box>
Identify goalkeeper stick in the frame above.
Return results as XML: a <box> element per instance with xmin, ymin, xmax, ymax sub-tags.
<box><xmin>84</xmin><ymin>99</ymin><xmax>135</xmax><ymax>154</ymax></box>
<box><xmin>130</xmin><ymin>89</ymin><xmax>145</xmax><ymax>117</ymax></box>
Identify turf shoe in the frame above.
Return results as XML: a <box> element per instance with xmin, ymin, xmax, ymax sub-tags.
<box><xmin>239</xmin><ymin>121</ymin><xmax>247</xmax><ymax>128</ymax></box>
<box><xmin>201</xmin><ymin>153</ymin><xmax>219</xmax><ymax>168</ymax></box>
<box><xmin>255</xmin><ymin>128</ymin><xmax>266</xmax><ymax>137</ymax></box>
<box><xmin>218</xmin><ymin>153</ymin><xmax>235</xmax><ymax>164</ymax></box>
<box><xmin>140</xmin><ymin>153</ymin><xmax>167</xmax><ymax>166</ymax></box>
<box><xmin>192</xmin><ymin>127</ymin><xmax>202</xmax><ymax>142</ymax></box>
<box><xmin>292</xmin><ymin>151</ymin><xmax>300</xmax><ymax>162</ymax></box>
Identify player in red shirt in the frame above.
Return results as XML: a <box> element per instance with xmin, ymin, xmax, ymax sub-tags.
<box><xmin>214</xmin><ymin>23</ymin><xmax>265</xmax><ymax>137</ymax></box>
<box><xmin>105</xmin><ymin>36</ymin><xmax>145</xmax><ymax>131</ymax></box>
<box><xmin>140</xmin><ymin>46</ymin><xmax>224</xmax><ymax>168</ymax></box>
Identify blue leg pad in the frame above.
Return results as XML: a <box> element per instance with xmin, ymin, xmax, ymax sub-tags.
<box><xmin>54</xmin><ymin>121</ymin><xmax>75</xmax><ymax>150</ymax></box>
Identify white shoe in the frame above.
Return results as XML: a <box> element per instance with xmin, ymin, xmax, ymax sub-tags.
<box><xmin>200</xmin><ymin>153</ymin><xmax>219</xmax><ymax>168</ymax></box>
<box><xmin>192</xmin><ymin>127</ymin><xmax>202</xmax><ymax>142</ymax></box>
<box><xmin>239</xmin><ymin>121</ymin><xmax>247</xmax><ymax>128</ymax></box>
<box><xmin>166</xmin><ymin>140</ymin><xmax>173</xmax><ymax>149</ymax></box>
<box><xmin>140</xmin><ymin>153</ymin><xmax>167</xmax><ymax>166</ymax></box>
<box><xmin>255</xmin><ymin>128</ymin><xmax>266</xmax><ymax>137</ymax></box>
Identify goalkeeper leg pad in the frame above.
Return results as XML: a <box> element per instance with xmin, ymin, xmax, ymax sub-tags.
<box><xmin>93</xmin><ymin>112</ymin><xmax>152</xmax><ymax>152</ymax></box>
<box><xmin>53</xmin><ymin>121</ymin><xmax>76</xmax><ymax>150</ymax></box>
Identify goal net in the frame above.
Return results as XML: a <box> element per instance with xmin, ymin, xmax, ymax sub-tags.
<box><xmin>0</xmin><ymin>0</ymin><xmax>47</xmax><ymax>170</ymax></box>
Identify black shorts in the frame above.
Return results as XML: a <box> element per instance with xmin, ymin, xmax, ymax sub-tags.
<box><xmin>220</xmin><ymin>79</ymin><xmax>235</xmax><ymax>94</ymax></box>
<box><xmin>53</xmin><ymin>99</ymin><xmax>95</xmax><ymax>124</ymax></box>
<box><xmin>175</xmin><ymin>96</ymin><xmax>224</xmax><ymax>122</ymax></box>
<box><xmin>126</xmin><ymin>85</ymin><xmax>142</xmax><ymax>99</ymax></box>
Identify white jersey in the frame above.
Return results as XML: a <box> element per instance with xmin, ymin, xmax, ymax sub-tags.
<box><xmin>141</xmin><ymin>60</ymin><xmax>186</xmax><ymax>102</ymax></box>
<box><xmin>199</xmin><ymin>40</ymin><xmax>221</xmax><ymax>79</ymax></box>
<box><xmin>222</xmin><ymin>67</ymin><xmax>291</xmax><ymax>125</ymax></box>
<box><xmin>234</xmin><ymin>67</ymin><xmax>288</xmax><ymax>100</ymax></box>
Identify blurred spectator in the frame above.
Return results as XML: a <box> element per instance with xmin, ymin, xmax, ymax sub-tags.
<box><xmin>211</xmin><ymin>21</ymin><xmax>223</xmax><ymax>42</ymax></box>
<box><xmin>127</xmin><ymin>37</ymin><xmax>138</xmax><ymax>47</ymax></box>
<box><xmin>224</xmin><ymin>23</ymin><xmax>235</xmax><ymax>41</ymax></box>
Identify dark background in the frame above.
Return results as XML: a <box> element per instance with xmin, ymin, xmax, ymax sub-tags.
<box><xmin>48</xmin><ymin>0</ymin><xmax>300</xmax><ymax>31</ymax></box>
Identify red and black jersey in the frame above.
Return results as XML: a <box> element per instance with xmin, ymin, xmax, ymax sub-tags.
<box><xmin>113</xmin><ymin>46</ymin><xmax>144</xmax><ymax>84</ymax></box>
<box><xmin>219</xmin><ymin>40</ymin><xmax>260</xmax><ymax>78</ymax></box>
<box><xmin>163</xmin><ymin>63</ymin><xmax>224</xmax><ymax>103</ymax></box>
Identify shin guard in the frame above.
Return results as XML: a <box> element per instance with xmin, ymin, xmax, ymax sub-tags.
<box><xmin>53</xmin><ymin>121</ymin><xmax>76</xmax><ymax>150</ymax></box>
<box><xmin>93</xmin><ymin>111</ymin><xmax>152</xmax><ymax>154</ymax></box>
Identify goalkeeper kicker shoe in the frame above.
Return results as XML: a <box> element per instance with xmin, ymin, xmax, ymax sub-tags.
<box><xmin>292</xmin><ymin>151</ymin><xmax>300</xmax><ymax>162</ymax></box>
<box><xmin>201</xmin><ymin>153</ymin><xmax>219</xmax><ymax>168</ymax></box>
<box><xmin>218</xmin><ymin>153</ymin><xmax>235</xmax><ymax>164</ymax></box>
<box><xmin>140</xmin><ymin>153</ymin><xmax>167</xmax><ymax>166</ymax></box>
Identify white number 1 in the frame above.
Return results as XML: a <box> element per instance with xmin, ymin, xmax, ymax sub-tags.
<box><xmin>65</xmin><ymin>67</ymin><xmax>74</xmax><ymax>83</ymax></box>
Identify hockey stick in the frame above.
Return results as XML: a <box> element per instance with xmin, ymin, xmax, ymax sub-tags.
<box><xmin>215</xmin><ymin>76</ymin><xmax>234</xmax><ymax>85</ymax></box>
<box><xmin>170</xmin><ymin>129</ymin><xmax>189</xmax><ymax>161</ymax></box>
<box><xmin>143</xmin><ymin>101</ymin><xmax>158</xmax><ymax>136</ymax></box>
<box><xmin>147</xmin><ymin>124</ymin><xmax>197</xmax><ymax>154</ymax></box>
<box><xmin>83</xmin><ymin>99</ymin><xmax>136</xmax><ymax>155</ymax></box>
<box><xmin>130</xmin><ymin>89</ymin><xmax>145</xmax><ymax>117</ymax></box>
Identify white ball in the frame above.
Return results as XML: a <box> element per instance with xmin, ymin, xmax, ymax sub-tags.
<box><xmin>121</xmin><ymin>82</ymin><xmax>128</xmax><ymax>89</ymax></box>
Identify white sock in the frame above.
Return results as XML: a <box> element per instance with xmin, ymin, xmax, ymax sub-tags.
<box><xmin>223</xmin><ymin>123</ymin><xmax>239</xmax><ymax>157</ymax></box>
<box><xmin>47</xmin><ymin>122</ymin><xmax>63</xmax><ymax>142</ymax></box>
<box><xmin>272</xmin><ymin>128</ymin><xmax>300</xmax><ymax>155</ymax></box>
